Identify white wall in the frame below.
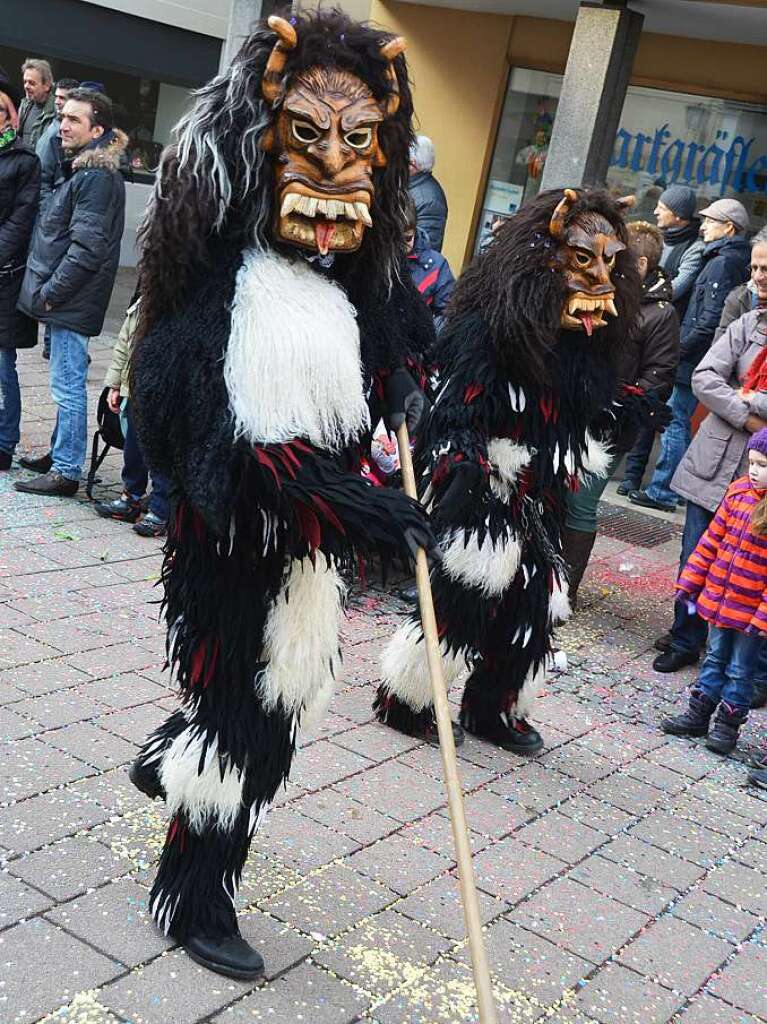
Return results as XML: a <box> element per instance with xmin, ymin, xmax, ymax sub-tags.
<box><xmin>120</xmin><ymin>181</ymin><xmax>153</xmax><ymax>267</ymax></box>
<box><xmin>80</xmin><ymin>0</ymin><xmax>232</xmax><ymax>39</ymax></box>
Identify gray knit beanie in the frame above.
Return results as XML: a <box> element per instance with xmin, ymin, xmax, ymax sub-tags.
<box><xmin>658</xmin><ymin>185</ymin><xmax>697</xmax><ymax>222</ymax></box>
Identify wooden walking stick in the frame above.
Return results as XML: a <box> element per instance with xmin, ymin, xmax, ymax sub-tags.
<box><xmin>395</xmin><ymin>422</ymin><xmax>498</xmax><ymax>1024</ymax></box>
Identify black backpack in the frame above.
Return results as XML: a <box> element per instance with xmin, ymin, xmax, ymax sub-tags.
<box><xmin>86</xmin><ymin>386</ymin><xmax>125</xmax><ymax>498</ymax></box>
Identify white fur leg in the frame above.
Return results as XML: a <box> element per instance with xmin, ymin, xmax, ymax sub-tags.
<box><xmin>381</xmin><ymin>618</ymin><xmax>466</xmax><ymax>712</ymax></box>
<box><xmin>513</xmin><ymin>665</ymin><xmax>546</xmax><ymax>720</ymax></box>
<box><xmin>442</xmin><ymin>528</ymin><xmax>521</xmax><ymax>597</ymax></box>
<box><xmin>256</xmin><ymin>559</ymin><xmax>345</xmax><ymax>726</ymax></box>
<box><xmin>159</xmin><ymin>727</ymin><xmax>245</xmax><ymax>834</ymax></box>
<box><xmin>487</xmin><ymin>438</ymin><xmax>534</xmax><ymax>503</ymax></box>
<box><xmin>549</xmin><ymin>577</ymin><xmax>572</xmax><ymax>625</ymax></box>
<box><xmin>579</xmin><ymin>431</ymin><xmax>613</xmax><ymax>481</ymax></box>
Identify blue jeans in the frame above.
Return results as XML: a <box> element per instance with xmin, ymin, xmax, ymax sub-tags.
<box><xmin>122</xmin><ymin>403</ymin><xmax>169</xmax><ymax>522</ymax></box>
<box><xmin>670</xmin><ymin>500</ymin><xmax>713</xmax><ymax>655</ymax></box>
<box><xmin>646</xmin><ymin>384</ymin><xmax>698</xmax><ymax>506</ymax></box>
<box><xmin>696</xmin><ymin>625</ymin><xmax>760</xmax><ymax>711</ymax></box>
<box><xmin>0</xmin><ymin>349</ymin><xmax>21</xmax><ymax>456</ymax></box>
<box><xmin>622</xmin><ymin>426</ymin><xmax>655</xmax><ymax>489</ymax></box>
<box><xmin>49</xmin><ymin>325</ymin><xmax>89</xmax><ymax>481</ymax></box>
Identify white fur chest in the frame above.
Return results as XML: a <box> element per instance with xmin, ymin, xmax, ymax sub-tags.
<box><xmin>224</xmin><ymin>249</ymin><xmax>370</xmax><ymax>450</ymax></box>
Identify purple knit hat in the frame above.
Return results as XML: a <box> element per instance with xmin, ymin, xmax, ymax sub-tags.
<box><xmin>747</xmin><ymin>428</ymin><xmax>767</xmax><ymax>457</ymax></box>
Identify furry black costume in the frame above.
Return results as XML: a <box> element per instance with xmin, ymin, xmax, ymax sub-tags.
<box><xmin>128</xmin><ymin>11</ymin><xmax>435</xmax><ymax>978</ymax></box>
<box><xmin>375</xmin><ymin>188</ymin><xmax>642</xmax><ymax>754</ymax></box>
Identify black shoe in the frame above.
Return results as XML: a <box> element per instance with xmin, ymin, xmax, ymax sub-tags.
<box><xmin>464</xmin><ymin>713</ymin><xmax>544</xmax><ymax>755</ymax></box>
<box><xmin>182</xmin><ymin>932</ymin><xmax>265</xmax><ymax>980</ymax></box>
<box><xmin>14</xmin><ymin>470</ymin><xmax>78</xmax><ymax>497</ymax></box>
<box><xmin>133</xmin><ymin>511</ymin><xmax>168</xmax><ymax>538</ymax></box>
<box><xmin>747</xmin><ymin>753</ymin><xmax>767</xmax><ymax>790</ymax></box>
<box><xmin>661</xmin><ymin>689</ymin><xmax>717</xmax><ymax>736</ymax></box>
<box><xmin>654</xmin><ymin>632</ymin><xmax>673</xmax><ymax>653</ymax></box>
<box><xmin>629</xmin><ymin>490</ymin><xmax>677</xmax><ymax>513</ymax></box>
<box><xmin>653</xmin><ymin>648</ymin><xmax>699</xmax><ymax>673</ymax></box>
<box><xmin>374</xmin><ymin>688</ymin><xmax>465</xmax><ymax>747</ymax></box>
<box><xmin>706</xmin><ymin>703</ymin><xmax>748</xmax><ymax>755</ymax></box>
<box><xmin>751</xmin><ymin>682</ymin><xmax>767</xmax><ymax>710</ymax></box>
<box><xmin>398</xmin><ymin>584</ymin><xmax>419</xmax><ymax>604</ymax></box>
<box><xmin>128</xmin><ymin>758</ymin><xmax>166</xmax><ymax>800</ymax></box>
<box><xmin>0</xmin><ymin>450</ymin><xmax>11</xmax><ymax>471</ymax></box>
<box><xmin>94</xmin><ymin>494</ymin><xmax>142</xmax><ymax>522</ymax></box>
<box><xmin>616</xmin><ymin>480</ymin><xmax>638</xmax><ymax>497</ymax></box>
<box><xmin>18</xmin><ymin>452</ymin><xmax>53</xmax><ymax>474</ymax></box>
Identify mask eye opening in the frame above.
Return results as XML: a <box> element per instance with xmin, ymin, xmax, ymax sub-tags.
<box><xmin>292</xmin><ymin>120</ymin><xmax>321</xmax><ymax>144</ymax></box>
<box><xmin>574</xmin><ymin>250</ymin><xmax>591</xmax><ymax>267</ymax></box>
<box><xmin>344</xmin><ymin>127</ymin><xmax>373</xmax><ymax>150</ymax></box>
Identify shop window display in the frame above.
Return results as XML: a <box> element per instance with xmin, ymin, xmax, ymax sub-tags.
<box><xmin>477</xmin><ymin>68</ymin><xmax>767</xmax><ymax>251</ymax></box>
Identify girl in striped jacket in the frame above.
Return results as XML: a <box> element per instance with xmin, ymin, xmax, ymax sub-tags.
<box><xmin>662</xmin><ymin>427</ymin><xmax>767</xmax><ymax>753</ymax></box>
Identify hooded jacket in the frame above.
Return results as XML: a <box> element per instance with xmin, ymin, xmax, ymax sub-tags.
<box><xmin>0</xmin><ymin>133</ymin><xmax>40</xmax><ymax>349</ymax></box>
<box><xmin>408</xmin><ymin>170</ymin><xmax>448</xmax><ymax>252</ymax></box>
<box><xmin>677</xmin><ymin>233</ymin><xmax>751</xmax><ymax>385</ymax></box>
<box><xmin>714</xmin><ymin>281</ymin><xmax>766</xmax><ymax>343</ymax></box>
<box><xmin>406</xmin><ymin>227</ymin><xmax>455</xmax><ymax>334</ymax></box>
<box><xmin>18</xmin><ymin>129</ymin><xmax>127</xmax><ymax>337</ymax></box>
<box><xmin>677</xmin><ymin>475</ymin><xmax>767</xmax><ymax>636</ymax></box>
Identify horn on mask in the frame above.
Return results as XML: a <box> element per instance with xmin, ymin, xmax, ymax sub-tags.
<box><xmin>549</xmin><ymin>188</ymin><xmax>578</xmax><ymax>240</ymax></box>
<box><xmin>262</xmin><ymin>15</ymin><xmax>298</xmax><ymax>105</ymax></box>
<box><xmin>379</xmin><ymin>36</ymin><xmax>406</xmax><ymax>116</ymax></box>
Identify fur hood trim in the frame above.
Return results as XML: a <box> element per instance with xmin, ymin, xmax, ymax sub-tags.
<box><xmin>72</xmin><ymin>128</ymin><xmax>128</xmax><ymax>172</ymax></box>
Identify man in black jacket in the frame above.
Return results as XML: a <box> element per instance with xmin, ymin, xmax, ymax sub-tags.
<box><xmin>408</xmin><ymin>135</ymin><xmax>448</xmax><ymax>252</ymax></box>
<box><xmin>16</xmin><ymin>89</ymin><xmax>126</xmax><ymax>497</ymax></box>
<box><xmin>631</xmin><ymin>198</ymin><xmax>750</xmax><ymax>514</ymax></box>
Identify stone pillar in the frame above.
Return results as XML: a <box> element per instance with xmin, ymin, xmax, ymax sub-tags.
<box><xmin>219</xmin><ymin>0</ymin><xmax>264</xmax><ymax>73</ymax></box>
<box><xmin>539</xmin><ymin>2</ymin><xmax>644</xmax><ymax>191</ymax></box>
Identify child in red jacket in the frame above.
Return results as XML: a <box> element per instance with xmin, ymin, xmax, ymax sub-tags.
<box><xmin>662</xmin><ymin>427</ymin><xmax>767</xmax><ymax>753</ymax></box>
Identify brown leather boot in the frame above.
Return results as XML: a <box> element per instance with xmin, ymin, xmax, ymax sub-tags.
<box><xmin>560</xmin><ymin>528</ymin><xmax>597</xmax><ymax>611</ymax></box>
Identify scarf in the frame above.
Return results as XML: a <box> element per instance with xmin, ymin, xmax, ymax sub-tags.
<box><xmin>662</xmin><ymin>219</ymin><xmax>701</xmax><ymax>246</ymax></box>
<box><xmin>0</xmin><ymin>89</ymin><xmax>19</xmax><ymax>132</ymax></box>
<box><xmin>0</xmin><ymin>126</ymin><xmax>16</xmax><ymax>150</ymax></box>
<box><xmin>741</xmin><ymin>316</ymin><xmax>767</xmax><ymax>393</ymax></box>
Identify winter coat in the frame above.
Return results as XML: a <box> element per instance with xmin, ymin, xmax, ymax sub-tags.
<box><xmin>660</xmin><ymin>225</ymin><xmax>704</xmax><ymax>322</ymax></box>
<box><xmin>617</xmin><ymin>269</ymin><xmax>679</xmax><ymax>399</ymax></box>
<box><xmin>671</xmin><ymin>309</ymin><xmax>767</xmax><ymax>512</ymax></box>
<box><xmin>714</xmin><ymin>281</ymin><xmax>764</xmax><ymax>343</ymax></box>
<box><xmin>676</xmin><ymin>234</ymin><xmax>751</xmax><ymax>385</ymax></box>
<box><xmin>408</xmin><ymin>171</ymin><xmax>448</xmax><ymax>252</ymax></box>
<box><xmin>677</xmin><ymin>476</ymin><xmax>767</xmax><ymax>635</ymax></box>
<box><xmin>406</xmin><ymin>228</ymin><xmax>455</xmax><ymax>334</ymax></box>
<box><xmin>104</xmin><ymin>300</ymin><xmax>140</xmax><ymax>397</ymax></box>
<box><xmin>0</xmin><ymin>134</ymin><xmax>40</xmax><ymax>349</ymax></box>
<box><xmin>18</xmin><ymin>129</ymin><xmax>127</xmax><ymax>338</ymax></box>
<box><xmin>35</xmin><ymin>119</ymin><xmax>63</xmax><ymax>216</ymax></box>
<box><xmin>18</xmin><ymin>93</ymin><xmax>55</xmax><ymax>149</ymax></box>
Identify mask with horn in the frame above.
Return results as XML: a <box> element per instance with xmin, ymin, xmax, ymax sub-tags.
<box><xmin>261</xmin><ymin>15</ymin><xmax>406</xmax><ymax>256</ymax></box>
<box><xmin>550</xmin><ymin>188</ymin><xmax>632</xmax><ymax>336</ymax></box>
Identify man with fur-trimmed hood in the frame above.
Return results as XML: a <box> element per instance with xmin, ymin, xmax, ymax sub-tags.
<box><xmin>375</xmin><ymin>188</ymin><xmax>647</xmax><ymax>754</ymax></box>
<box><xmin>125</xmin><ymin>10</ymin><xmax>436</xmax><ymax>979</ymax></box>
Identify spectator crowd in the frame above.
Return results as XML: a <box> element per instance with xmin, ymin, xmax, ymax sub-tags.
<box><xmin>0</xmin><ymin>54</ymin><xmax>764</xmax><ymax>786</ymax></box>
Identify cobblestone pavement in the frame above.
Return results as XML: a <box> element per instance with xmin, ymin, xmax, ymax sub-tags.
<box><xmin>1</xmin><ymin>288</ymin><xmax>766</xmax><ymax>1023</ymax></box>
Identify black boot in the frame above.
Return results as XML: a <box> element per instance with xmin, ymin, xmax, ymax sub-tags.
<box><xmin>706</xmin><ymin>703</ymin><xmax>748</xmax><ymax>755</ymax></box>
<box><xmin>560</xmin><ymin>527</ymin><xmax>597</xmax><ymax>612</ymax></box>
<box><xmin>374</xmin><ymin>687</ymin><xmax>465</xmax><ymax>746</ymax></box>
<box><xmin>18</xmin><ymin>452</ymin><xmax>53</xmax><ymax>473</ymax></box>
<box><xmin>747</xmin><ymin>751</ymin><xmax>767</xmax><ymax>790</ymax></box>
<box><xmin>181</xmin><ymin>930</ymin><xmax>265</xmax><ymax>980</ymax></box>
<box><xmin>462</xmin><ymin>709</ymin><xmax>544</xmax><ymax>754</ymax></box>
<box><xmin>751</xmin><ymin>682</ymin><xmax>767</xmax><ymax>710</ymax></box>
<box><xmin>128</xmin><ymin>757</ymin><xmax>166</xmax><ymax>800</ymax></box>
<box><xmin>661</xmin><ymin>690</ymin><xmax>717</xmax><ymax>737</ymax></box>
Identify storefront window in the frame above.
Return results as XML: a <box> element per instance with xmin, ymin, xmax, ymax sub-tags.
<box><xmin>476</xmin><ymin>68</ymin><xmax>767</xmax><ymax>252</ymax></box>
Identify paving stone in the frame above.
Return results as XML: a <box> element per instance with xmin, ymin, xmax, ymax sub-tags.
<box><xmin>238</xmin><ymin>910</ymin><xmax>315</xmax><ymax>980</ymax></box>
<box><xmin>66</xmin><ymin>641</ymin><xmax>157</xmax><ymax>679</ymax></box>
<box><xmin>488</xmin><ymin>764</ymin><xmax>584</xmax><ymax>815</ymax></box>
<box><xmin>9</xmin><ymin>834</ymin><xmax>128</xmax><ymax>901</ymax></box>
<box><xmin>238</xmin><ymin>852</ymin><xmax>302</xmax><ymax>907</ymax></box>
<box><xmin>680</xmin><ymin>993</ymin><xmax>765</xmax><ymax>1023</ymax></box>
<box><xmin>538</xmin><ymin>744</ymin><xmax>613</xmax><ymax>785</ymax></box>
<box><xmin>315</xmin><ymin>908</ymin><xmax>449</xmax><ymax>996</ymax></box>
<box><xmin>0</xmin><ymin>788</ymin><xmax>111</xmax><ymax>854</ymax></box>
<box><xmin>337</xmin><ymin>760</ymin><xmax>447</xmax><ymax>823</ymax></box>
<box><xmin>599</xmin><ymin>835</ymin><xmax>706</xmax><ymax>891</ymax></box>
<box><xmin>629</xmin><ymin>812</ymin><xmax>736</xmax><ymax>868</ymax></box>
<box><xmin>252</xmin><ymin>806</ymin><xmax>360</xmax><ymax>871</ymax></box>
<box><xmin>348</xmin><ymin>832</ymin><xmax>452</xmax><ymax>896</ymax></box>
<box><xmin>734</xmin><ymin>837</ymin><xmax>767</xmax><ymax>873</ymax></box>
<box><xmin>329</xmin><ymin>685</ymin><xmax>377</xmax><ymax>724</ymax></box>
<box><xmin>671</xmin><ymin>889</ymin><xmax>759</xmax><ymax>943</ymax></box>
<box><xmin>472</xmin><ymin>835</ymin><xmax>566</xmax><ymax>905</ymax></box>
<box><xmin>515</xmin><ymin>809</ymin><xmax>607</xmax><ymax>863</ymax></box>
<box><xmin>690</xmin><ymin>773</ymin><xmax>767</xmax><ymax>826</ymax></box>
<box><xmin>46</xmin><ymin>876</ymin><xmax>173</xmax><ymax>967</ymax></box>
<box><xmin>588</xmin><ymin>774</ymin><xmax>666</xmax><ymax>816</ymax></box>
<box><xmin>0</xmin><ymin>737</ymin><xmax>93</xmax><ymax>803</ymax></box>
<box><xmin>395</xmin><ymin>872</ymin><xmax>503</xmax><ymax>940</ymax></box>
<box><xmin>12</xmin><ymin>687</ymin><xmax>105</xmax><ymax>729</ymax></box>
<box><xmin>70</xmin><ymin>765</ymin><xmax>150</xmax><ymax>813</ymax></box>
<box><xmin>397</xmin><ymin>744</ymin><xmax>500</xmax><ymax>790</ymax></box>
<box><xmin>73</xmin><ymin>671</ymin><xmax>170</xmax><ymax>710</ymax></box>
<box><xmin>0</xmin><ymin>706</ymin><xmax>36</xmax><ymax>742</ymax></box>
<box><xmin>332</xmin><ymin>720</ymin><xmax>421</xmax><ymax>760</ymax></box>
<box><xmin>0</xmin><ymin>872</ymin><xmax>52</xmax><ymax>930</ymax></box>
<box><xmin>556</xmin><ymin>792</ymin><xmax>636</xmax><ymax>837</ymax></box>
<box><xmin>209</xmin><ymin>961</ymin><xmax>369</xmax><ymax>1022</ymax></box>
<box><xmin>0</xmin><ymin>630</ymin><xmax>63</xmax><ymax>672</ymax></box>
<box><xmin>437</xmin><ymin>786</ymin><xmax>535</xmax><ymax>840</ymax></box>
<box><xmin>515</xmin><ymin>877</ymin><xmax>649</xmax><ymax>965</ymax></box>
<box><xmin>101</xmin><ymin>947</ymin><xmax>255</xmax><ymax>1023</ymax></box>
<box><xmin>0</xmin><ymin>917</ymin><xmax>122</xmax><ymax>1023</ymax></box>
<box><xmin>617</xmin><ymin>916</ymin><xmax>732</xmax><ymax>996</ymax></box>
<box><xmin>261</xmin><ymin>862</ymin><xmax>398</xmax><ymax>939</ymax></box>
<box><xmin>624</xmin><ymin>759</ymin><xmax>691</xmax><ymax>795</ymax></box>
<box><xmin>574</xmin><ymin>963</ymin><xmax>683</xmax><ymax>1023</ymax></box>
<box><xmin>42</xmin><ymin>720</ymin><xmax>138</xmax><ymax>770</ymax></box>
<box><xmin>645</xmin><ymin>743</ymin><xmax>711</xmax><ymax>780</ymax></box>
<box><xmin>294</xmin><ymin>787</ymin><xmax>399</xmax><ymax>844</ymax></box>
<box><xmin>567</xmin><ymin>854</ymin><xmax>677</xmax><ymax>916</ymax></box>
<box><xmin>95</xmin><ymin>703</ymin><xmax>167</xmax><ymax>744</ymax></box>
<box><xmin>290</xmin><ymin>737</ymin><xmax>373</xmax><ymax>792</ymax></box>
<box><xmin>663</xmin><ymin>792</ymin><xmax>757</xmax><ymax>839</ymax></box>
<box><xmin>702</xmin><ymin>858</ymin><xmax>767</xmax><ymax>915</ymax></box>
<box><xmin>0</xmin><ymin>657</ymin><xmax>90</xmax><ymax>697</ymax></box>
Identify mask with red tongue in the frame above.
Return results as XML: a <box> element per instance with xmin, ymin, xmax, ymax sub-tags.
<box><xmin>261</xmin><ymin>17</ymin><xmax>405</xmax><ymax>257</ymax></box>
<box><xmin>549</xmin><ymin>188</ymin><xmax>627</xmax><ymax>336</ymax></box>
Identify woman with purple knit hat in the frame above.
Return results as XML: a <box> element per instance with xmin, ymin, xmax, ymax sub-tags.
<box><xmin>662</xmin><ymin>427</ymin><xmax>767</xmax><ymax>754</ymax></box>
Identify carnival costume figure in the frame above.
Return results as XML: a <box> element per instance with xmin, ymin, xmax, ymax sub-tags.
<box><xmin>376</xmin><ymin>188</ymin><xmax>645</xmax><ymax>754</ymax></box>
<box><xmin>128</xmin><ymin>11</ymin><xmax>436</xmax><ymax>979</ymax></box>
